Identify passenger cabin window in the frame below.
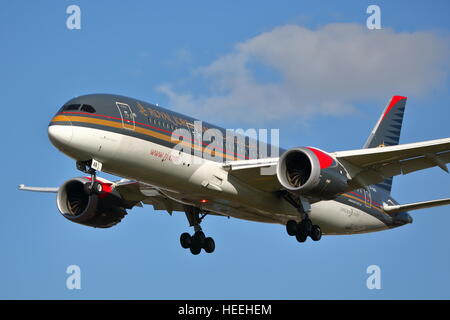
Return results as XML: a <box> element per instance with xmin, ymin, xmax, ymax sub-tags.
<box><xmin>80</xmin><ymin>104</ymin><xmax>96</xmax><ymax>113</ymax></box>
<box><xmin>63</xmin><ymin>104</ymin><xmax>81</xmax><ymax>111</ymax></box>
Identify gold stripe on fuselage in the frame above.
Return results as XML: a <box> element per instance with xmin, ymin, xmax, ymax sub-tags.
<box><xmin>341</xmin><ymin>193</ymin><xmax>386</xmax><ymax>214</ymax></box>
<box><xmin>51</xmin><ymin>115</ymin><xmax>239</xmax><ymax>161</ymax></box>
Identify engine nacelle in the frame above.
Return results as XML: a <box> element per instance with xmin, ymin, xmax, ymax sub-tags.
<box><xmin>277</xmin><ymin>147</ymin><xmax>349</xmax><ymax>200</ymax></box>
<box><xmin>56</xmin><ymin>177</ymin><xmax>127</xmax><ymax>228</ymax></box>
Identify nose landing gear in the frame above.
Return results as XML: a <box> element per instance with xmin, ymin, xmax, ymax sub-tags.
<box><xmin>76</xmin><ymin>159</ymin><xmax>103</xmax><ymax>195</ymax></box>
<box><xmin>180</xmin><ymin>205</ymin><xmax>215</xmax><ymax>255</ymax></box>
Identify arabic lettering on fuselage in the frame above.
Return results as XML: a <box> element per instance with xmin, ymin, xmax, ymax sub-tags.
<box><xmin>137</xmin><ymin>102</ymin><xmax>211</xmax><ymax>133</ymax></box>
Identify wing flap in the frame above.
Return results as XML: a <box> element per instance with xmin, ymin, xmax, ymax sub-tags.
<box><xmin>351</xmin><ymin>150</ymin><xmax>450</xmax><ymax>186</ymax></box>
<box><xmin>400</xmin><ymin>151</ymin><xmax>450</xmax><ymax>174</ymax></box>
<box><xmin>223</xmin><ymin>158</ymin><xmax>280</xmax><ymax>192</ymax></box>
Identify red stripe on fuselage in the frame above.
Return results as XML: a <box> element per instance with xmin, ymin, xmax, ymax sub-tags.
<box><xmin>347</xmin><ymin>191</ymin><xmax>383</xmax><ymax>208</ymax></box>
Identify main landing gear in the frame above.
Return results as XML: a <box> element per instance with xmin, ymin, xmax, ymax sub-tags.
<box><xmin>282</xmin><ymin>191</ymin><xmax>322</xmax><ymax>243</ymax></box>
<box><xmin>286</xmin><ymin>217</ymin><xmax>322</xmax><ymax>242</ymax></box>
<box><xmin>180</xmin><ymin>205</ymin><xmax>215</xmax><ymax>255</ymax></box>
<box><xmin>76</xmin><ymin>159</ymin><xmax>103</xmax><ymax>195</ymax></box>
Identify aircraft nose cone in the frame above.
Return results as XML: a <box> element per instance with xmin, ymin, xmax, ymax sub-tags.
<box><xmin>48</xmin><ymin>116</ymin><xmax>73</xmax><ymax>149</ymax></box>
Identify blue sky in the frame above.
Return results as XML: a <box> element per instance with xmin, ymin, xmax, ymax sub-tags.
<box><xmin>1</xmin><ymin>0</ymin><xmax>450</xmax><ymax>299</ymax></box>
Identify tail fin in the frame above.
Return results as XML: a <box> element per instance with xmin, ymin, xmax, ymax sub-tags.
<box><xmin>363</xmin><ymin>95</ymin><xmax>407</xmax><ymax>193</ymax></box>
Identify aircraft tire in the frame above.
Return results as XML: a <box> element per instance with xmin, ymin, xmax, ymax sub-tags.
<box><xmin>180</xmin><ymin>232</ymin><xmax>192</xmax><ymax>249</ymax></box>
<box><xmin>286</xmin><ymin>220</ymin><xmax>298</xmax><ymax>236</ymax></box>
<box><xmin>310</xmin><ymin>225</ymin><xmax>322</xmax><ymax>241</ymax></box>
<box><xmin>193</xmin><ymin>231</ymin><xmax>206</xmax><ymax>245</ymax></box>
<box><xmin>295</xmin><ymin>227</ymin><xmax>308</xmax><ymax>242</ymax></box>
<box><xmin>203</xmin><ymin>237</ymin><xmax>215</xmax><ymax>253</ymax></box>
<box><xmin>190</xmin><ymin>244</ymin><xmax>201</xmax><ymax>255</ymax></box>
<box><xmin>92</xmin><ymin>181</ymin><xmax>103</xmax><ymax>194</ymax></box>
<box><xmin>302</xmin><ymin>219</ymin><xmax>313</xmax><ymax>235</ymax></box>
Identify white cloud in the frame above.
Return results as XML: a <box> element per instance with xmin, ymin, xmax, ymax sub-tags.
<box><xmin>157</xmin><ymin>23</ymin><xmax>450</xmax><ymax>124</ymax></box>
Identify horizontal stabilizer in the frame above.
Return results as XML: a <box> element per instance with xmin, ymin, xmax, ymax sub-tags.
<box><xmin>383</xmin><ymin>198</ymin><xmax>450</xmax><ymax>213</ymax></box>
<box><xmin>18</xmin><ymin>184</ymin><xmax>58</xmax><ymax>193</ymax></box>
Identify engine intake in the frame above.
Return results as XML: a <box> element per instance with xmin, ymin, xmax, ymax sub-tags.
<box><xmin>277</xmin><ymin>147</ymin><xmax>348</xmax><ymax>200</ymax></box>
<box><xmin>57</xmin><ymin>178</ymin><xmax>127</xmax><ymax>228</ymax></box>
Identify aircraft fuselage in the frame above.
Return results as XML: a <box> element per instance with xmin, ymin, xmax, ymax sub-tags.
<box><xmin>48</xmin><ymin>94</ymin><xmax>412</xmax><ymax>235</ymax></box>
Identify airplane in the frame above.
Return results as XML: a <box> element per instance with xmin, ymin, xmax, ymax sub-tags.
<box><xmin>19</xmin><ymin>94</ymin><xmax>450</xmax><ymax>255</ymax></box>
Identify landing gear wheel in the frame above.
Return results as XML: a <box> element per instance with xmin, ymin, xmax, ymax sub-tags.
<box><xmin>286</xmin><ymin>220</ymin><xmax>298</xmax><ymax>236</ymax></box>
<box><xmin>296</xmin><ymin>230</ymin><xmax>308</xmax><ymax>243</ymax></box>
<box><xmin>189</xmin><ymin>231</ymin><xmax>205</xmax><ymax>254</ymax></box>
<box><xmin>84</xmin><ymin>180</ymin><xmax>102</xmax><ymax>195</ymax></box>
<box><xmin>92</xmin><ymin>181</ymin><xmax>103</xmax><ymax>194</ymax></box>
<box><xmin>182</xmin><ymin>205</ymin><xmax>216</xmax><ymax>254</ymax></box>
<box><xmin>189</xmin><ymin>245</ymin><xmax>201</xmax><ymax>255</ymax></box>
<box><xmin>295</xmin><ymin>219</ymin><xmax>312</xmax><ymax>243</ymax></box>
<box><xmin>203</xmin><ymin>237</ymin><xmax>215</xmax><ymax>253</ymax></box>
<box><xmin>301</xmin><ymin>219</ymin><xmax>313</xmax><ymax>235</ymax></box>
<box><xmin>83</xmin><ymin>183</ymin><xmax>91</xmax><ymax>195</ymax></box>
<box><xmin>292</xmin><ymin>220</ymin><xmax>310</xmax><ymax>243</ymax></box>
<box><xmin>310</xmin><ymin>225</ymin><xmax>322</xmax><ymax>241</ymax></box>
<box><xmin>193</xmin><ymin>231</ymin><xmax>206</xmax><ymax>244</ymax></box>
<box><xmin>180</xmin><ymin>233</ymin><xmax>192</xmax><ymax>249</ymax></box>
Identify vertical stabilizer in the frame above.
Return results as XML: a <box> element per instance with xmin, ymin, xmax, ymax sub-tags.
<box><xmin>363</xmin><ymin>96</ymin><xmax>407</xmax><ymax>193</ymax></box>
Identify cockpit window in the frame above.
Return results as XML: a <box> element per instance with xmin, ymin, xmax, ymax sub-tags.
<box><xmin>80</xmin><ymin>104</ymin><xmax>96</xmax><ymax>113</ymax></box>
<box><xmin>63</xmin><ymin>104</ymin><xmax>81</xmax><ymax>111</ymax></box>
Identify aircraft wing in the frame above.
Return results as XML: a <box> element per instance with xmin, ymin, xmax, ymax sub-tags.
<box><xmin>333</xmin><ymin>137</ymin><xmax>450</xmax><ymax>189</ymax></box>
<box><xmin>112</xmin><ymin>179</ymin><xmax>185</xmax><ymax>213</ymax></box>
<box><xmin>18</xmin><ymin>179</ymin><xmax>185</xmax><ymax>214</ymax></box>
<box><xmin>224</xmin><ymin>138</ymin><xmax>450</xmax><ymax>192</ymax></box>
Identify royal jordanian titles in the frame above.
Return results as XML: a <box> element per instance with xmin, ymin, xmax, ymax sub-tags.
<box><xmin>19</xmin><ymin>94</ymin><xmax>450</xmax><ymax>255</ymax></box>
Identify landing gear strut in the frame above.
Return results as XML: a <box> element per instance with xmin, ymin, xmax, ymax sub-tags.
<box><xmin>282</xmin><ymin>191</ymin><xmax>322</xmax><ymax>243</ymax></box>
<box><xmin>76</xmin><ymin>160</ymin><xmax>103</xmax><ymax>195</ymax></box>
<box><xmin>180</xmin><ymin>205</ymin><xmax>215</xmax><ymax>255</ymax></box>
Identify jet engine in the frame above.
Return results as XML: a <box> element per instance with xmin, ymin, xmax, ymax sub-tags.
<box><xmin>56</xmin><ymin>177</ymin><xmax>127</xmax><ymax>228</ymax></box>
<box><xmin>276</xmin><ymin>147</ymin><xmax>349</xmax><ymax>200</ymax></box>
